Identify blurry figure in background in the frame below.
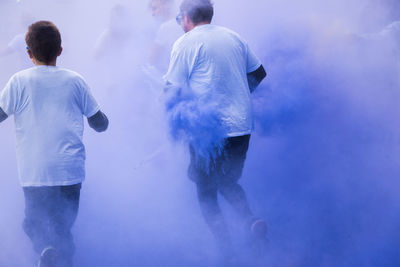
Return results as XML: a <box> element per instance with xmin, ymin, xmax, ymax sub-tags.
<box><xmin>93</xmin><ymin>3</ymin><xmax>151</xmax><ymax>105</ymax></box>
<box><xmin>143</xmin><ymin>0</ymin><xmax>182</xmax><ymax>94</ymax></box>
<box><xmin>0</xmin><ymin>12</ymin><xmax>35</xmax><ymax>71</ymax></box>
<box><xmin>349</xmin><ymin>20</ymin><xmax>400</xmax><ymax>47</ymax></box>
<box><xmin>0</xmin><ymin>21</ymin><xmax>108</xmax><ymax>267</ymax></box>
<box><xmin>377</xmin><ymin>20</ymin><xmax>400</xmax><ymax>53</ymax></box>
<box><xmin>164</xmin><ymin>0</ymin><xmax>267</xmax><ymax>263</ymax></box>
<box><xmin>148</xmin><ymin>0</ymin><xmax>182</xmax><ymax>72</ymax></box>
<box><xmin>370</xmin><ymin>20</ymin><xmax>400</xmax><ymax>82</ymax></box>
<box><xmin>93</xmin><ymin>4</ymin><xmax>133</xmax><ymax>60</ymax></box>
<box><xmin>347</xmin><ymin>20</ymin><xmax>400</xmax><ymax>78</ymax></box>
<box><xmin>93</xmin><ymin>3</ymin><xmax>138</xmax><ymax>94</ymax></box>
<box><xmin>380</xmin><ymin>20</ymin><xmax>400</xmax><ymax>37</ymax></box>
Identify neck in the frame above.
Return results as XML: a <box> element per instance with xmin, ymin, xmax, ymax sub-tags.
<box><xmin>34</xmin><ymin>59</ymin><xmax>57</xmax><ymax>66</ymax></box>
<box><xmin>186</xmin><ymin>21</ymin><xmax>210</xmax><ymax>32</ymax></box>
<box><xmin>195</xmin><ymin>22</ymin><xmax>210</xmax><ymax>27</ymax></box>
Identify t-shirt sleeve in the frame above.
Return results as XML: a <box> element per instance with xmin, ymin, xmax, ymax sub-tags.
<box><xmin>246</xmin><ymin>44</ymin><xmax>262</xmax><ymax>73</ymax></box>
<box><xmin>163</xmin><ymin>41</ymin><xmax>190</xmax><ymax>86</ymax></box>
<box><xmin>76</xmin><ymin>77</ymin><xmax>100</xmax><ymax>117</ymax></box>
<box><xmin>0</xmin><ymin>76</ymin><xmax>19</xmax><ymax>116</ymax></box>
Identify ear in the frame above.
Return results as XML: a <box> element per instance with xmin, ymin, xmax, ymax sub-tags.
<box><xmin>183</xmin><ymin>13</ymin><xmax>190</xmax><ymax>25</ymax></box>
<box><xmin>58</xmin><ymin>47</ymin><xmax>63</xmax><ymax>56</ymax></box>
<box><xmin>183</xmin><ymin>14</ymin><xmax>194</xmax><ymax>32</ymax></box>
<box><xmin>27</xmin><ymin>49</ymin><xmax>34</xmax><ymax>59</ymax></box>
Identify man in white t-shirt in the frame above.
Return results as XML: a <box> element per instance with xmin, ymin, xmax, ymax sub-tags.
<box><xmin>164</xmin><ymin>0</ymin><xmax>267</xmax><ymax>262</ymax></box>
<box><xmin>0</xmin><ymin>21</ymin><xmax>108</xmax><ymax>267</ymax></box>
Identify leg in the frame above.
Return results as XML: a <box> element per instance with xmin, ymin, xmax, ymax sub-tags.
<box><xmin>218</xmin><ymin>135</ymin><xmax>268</xmax><ymax>255</ymax></box>
<box><xmin>219</xmin><ymin>180</ymin><xmax>268</xmax><ymax>249</ymax></box>
<box><xmin>49</xmin><ymin>183</ymin><xmax>81</xmax><ymax>267</ymax></box>
<box><xmin>196</xmin><ymin>182</ymin><xmax>232</xmax><ymax>250</ymax></box>
<box><xmin>23</xmin><ymin>187</ymin><xmax>53</xmax><ymax>254</ymax></box>
<box><xmin>219</xmin><ymin>182</ymin><xmax>253</xmax><ymax>221</ymax></box>
<box><xmin>218</xmin><ymin>135</ymin><xmax>253</xmax><ymax>222</ymax></box>
<box><xmin>188</xmin><ymin>146</ymin><xmax>233</xmax><ymax>256</ymax></box>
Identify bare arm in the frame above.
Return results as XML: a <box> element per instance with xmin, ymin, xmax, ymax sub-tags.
<box><xmin>87</xmin><ymin>110</ymin><xmax>109</xmax><ymax>132</ymax></box>
<box><xmin>247</xmin><ymin>64</ymin><xmax>267</xmax><ymax>93</ymax></box>
<box><xmin>0</xmin><ymin>107</ymin><xmax>7</xmax><ymax>123</ymax></box>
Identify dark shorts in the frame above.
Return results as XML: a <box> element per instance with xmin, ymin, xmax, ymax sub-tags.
<box><xmin>188</xmin><ymin>134</ymin><xmax>251</xmax><ymax>187</ymax></box>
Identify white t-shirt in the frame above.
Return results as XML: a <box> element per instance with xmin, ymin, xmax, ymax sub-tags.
<box><xmin>0</xmin><ymin>66</ymin><xmax>100</xmax><ymax>187</ymax></box>
<box><xmin>164</xmin><ymin>24</ymin><xmax>261</xmax><ymax>137</ymax></box>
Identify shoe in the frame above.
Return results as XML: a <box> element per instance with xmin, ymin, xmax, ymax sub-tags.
<box><xmin>38</xmin><ymin>246</ymin><xmax>58</xmax><ymax>267</ymax></box>
<box><xmin>250</xmin><ymin>218</ymin><xmax>268</xmax><ymax>239</ymax></box>
<box><xmin>249</xmin><ymin>218</ymin><xmax>268</xmax><ymax>258</ymax></box>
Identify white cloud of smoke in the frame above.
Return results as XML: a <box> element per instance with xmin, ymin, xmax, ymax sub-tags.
<box><xmin>0</xmin><ymin>0</ymin><xmax>399</xmax><ymax>266</ymax></box>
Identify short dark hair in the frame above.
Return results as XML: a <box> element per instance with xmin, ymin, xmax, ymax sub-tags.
<box><xmin>25</xmin><ymin>21</ymin><xmax>61</xmax><ymax>64</ymax></box>
<box><xmin>180</xmin><ymin>0</ymin><xmax>214</xmax><ymax>25</ymax></box>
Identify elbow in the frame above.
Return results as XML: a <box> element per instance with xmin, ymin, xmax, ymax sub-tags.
<box><xmin>0</xmin><ymin>108</ymin><xmax>8</xmax><ymax>123</ymax></box>
<box><xmin>259</xmin><ymin>65</ymin><xmax>267</xmax><ymax>81</ymax></box>
<box><xmin>93</xmin><ymin>118</ymin><xmax>109</xmax><ymax>132</ymax></box>
<box><xmin>100</xmin><ymin>118</ymin><xmax>109</xmax><ymax>132</ymax></box>
<box><xmin>0</xmin><ymin>115</ymin><xmax>7</xmax><ymax>123</ymax></box>
<box><xmin>93</xmin><ymin>124</ymin><xmax>108</xmax><ymax>132</ymax></box>
<box><xmin>88</xmin><ymin>111</ymin><xmax>109</xmax><ymax>132</ymax></box>
<box><xmin>247</xmin><ymin>65</ymin><xmax>267</xmax><ymax>93</ymax></box>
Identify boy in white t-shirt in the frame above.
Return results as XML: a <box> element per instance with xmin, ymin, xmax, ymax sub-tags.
<box><xmin>0</xmin><ymin>21</ymin><xmax>108</xmax><ymax>267</ymax></box>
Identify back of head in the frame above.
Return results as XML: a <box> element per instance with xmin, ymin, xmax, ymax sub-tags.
<box><xmin>25</xmin><ymin>21</ymin><xmax>61</xmax><ymax>64</ymax></box>
<box><xmin>150</xmin><ymin>0</ymin><xmax>176</xmax><ymax>19</ymax></box>
<box><xmin>153</xmin><ymin>0</ymin><xmax>174</xmax><ymax>6</ymax></box>
<box><xmin>180</xmin><ymin>0</ymin><xmax>214</xmax><ymax>25</ymax></box>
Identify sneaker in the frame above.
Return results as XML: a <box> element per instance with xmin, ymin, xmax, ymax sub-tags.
<box><xmin>250</xmin><ymin>218</ymin><xmax>268</xmax><ymax>239</ymax></box>
<box><xmin>38</xmin><ymin>246</ymin><xmax>58</xmax><ymax>267</ymax></box>
<box><xmin>249</xmin><ymin>218</ymin><xmax>268</xmax><ymax>258</ymax></box>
